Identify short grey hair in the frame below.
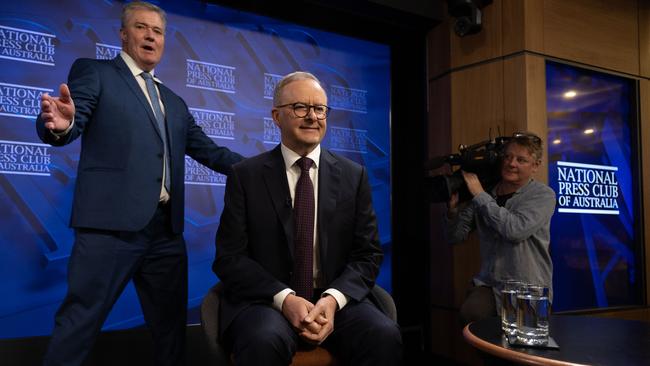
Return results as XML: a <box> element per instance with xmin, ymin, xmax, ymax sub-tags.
<box><xmin>272</xmin><ymin>71</ymin><xmax>325</xmax><ymax>106</ymax></box>
<box><xmin>121</xmin><ymin>1</ymin><xmax>167</xmax><ymax>30</ymax></box>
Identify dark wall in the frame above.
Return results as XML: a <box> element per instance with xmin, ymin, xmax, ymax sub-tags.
<box><xmin>369</xmin><ymin>0</ymin><xmax>442</xmax><ymax>21</ymax></box>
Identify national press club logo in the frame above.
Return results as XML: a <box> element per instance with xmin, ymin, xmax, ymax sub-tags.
<box><xmin>184</xmin><ymin>156</ymin><xmax>227</xmax><ymax>186</ymax></box>
<box><xmin>185</xmin><ymin>107</ymin><xmax>234</xmax><ymax>186</ymax></box>
<box><xmin>186</xmin><ymin>59</ymin><xmax>236</xmax><ymax>93</ymax></box>
<box><xmin>0</xmin><ymin>140</ymin><xmax>51</xmax><ymax>176</ymax></box>
<box><xmin>264</xmin><ymin>73</ymin><xmax>282</xmax><ymax>100</ymax></box>
<box><xmin>95</xmin><ymin>43</ymin><xmax>121</xmax><ymax>60</ymax></box>
<box><xmin>328</xmin><ymin>85</ymin><xmax>367</xmax><ymax>114</ymax></box>
<box><xmin>327</xmin><ymin>127</ymin><xmax>367</xmax><ymax>154</ymax></box>
<box><xmin>556</xmin><ymin>161</ymin><xmax>620</xmax><ymax>215</ymax></box>
<box><xmin>0</xmin><ymin>82</ymin><xmax>53</xmax><ymax>119</ymax></box>
<box><xmin>0</xmin><ymin>25</ymin><xmax>56</xmax><ymax>66</ymax></box>
<box><xmin>189</xmin><ymin>108</ymin><xmax>235</xmax><ymax>140</ymax></box>
<box><xmin>325</xmin><ymin>85</ymin><xmax>368</xmax><ymax>153</ymax></box>
<box><xmin>263</xmin><ymin>117</ymin><xmax>280</xmax><ymax>145</ymax></box>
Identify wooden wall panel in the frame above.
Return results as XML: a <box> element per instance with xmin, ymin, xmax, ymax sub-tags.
<box><xmin>503</xmin><ymin>54</ymin><xmax>549</xmax><ymax>184</ymax></box>
<box><xmin>451</xmin><ymin>236</ymin><xmax>481</xmax><ymax>307</ymax></box>
<box><xmin>502</xmin><ymin>56</ymin><xmax>527</xmax><ymax>131</ymax></box>
<box><xmin>451</xmin><ymin>61</ymin><xmax>505</xmax><ymax>142</ymax></box>
<box><xmin>543</xmin><ymin>0</ymin><xmax>639</xmax><ymax>75</ymax></box>
<box><xmin>430</xmin><ymin>307</ymin><xmax>482</xmax><ymax>365</ymax></box>
<box><xmin>640</xmin><ymin>0</ymin><xmax>650</xmax><ymax>78</ymax></box>
<box><xmin>522</xmin><ymin>0</ymin><xmax>544</xmax><ymax>53</ymax></box>
<box><xmin>502</xmin><ymin>0</ymin><xmax>544</xmax><ymax>54</ymax></box>
<box><xmin>448</xmin><ymin>61</ymin><xmax>505</xmax><ymax>307</ymax></box>
<box><xmin>429</xmin><ymin>203</ymin><xmax>456</xmax><ymax>306</ymax></box>
<box><xmin>428</xmin><ymin>75</ymin><xmax>453</xmax><ymax>161</ymax></box>
<box><xmin>501</xmin><ymin>0</ymin><xmax>525</xmax><ymax>54</ymax></box>
<box><xmin>429</xmin><ymin>308</ymin><xmax>456</xmax><ymax>360</ymax></box>
<box><xmin>521</xmin><ymin>55</ymin><xmax>547</xmax><ymax>137</ymax></box>
<box><xmin>427</xmin><ymin>17</ymin><xmax>451</xmax><ymax>80</ymax></box>
<box><xmin>428</xmin><ymin>75</ymin><xmax>455</xmax><ymax>308</ymax></box>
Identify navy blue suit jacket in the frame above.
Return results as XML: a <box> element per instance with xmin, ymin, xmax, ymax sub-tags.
<box><xmin>213</xmin><ymin>145</ymin><xmax>383</xmax><ymax>336</ymax></box>
<box><xmin>36</xmin><ymin>56</ymin><xmax>243</xmax><ymax>233</ymax></box>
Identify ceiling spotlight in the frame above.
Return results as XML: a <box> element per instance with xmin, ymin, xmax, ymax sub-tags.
<box><xmin>563</xmin><ymin>90</ymin><xmax>577</xmax><ymax>99</ymax></box>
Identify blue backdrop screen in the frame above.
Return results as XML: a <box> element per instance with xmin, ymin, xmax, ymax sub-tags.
<box><xmin>546</xmin><ymin>61</ymin><xmax>642</xmax><ymax>312</ymax></box>
<box><xmin>0</xmin><ymin>0</ymin><xmax>391</xmax><ymax>337</ymax></box>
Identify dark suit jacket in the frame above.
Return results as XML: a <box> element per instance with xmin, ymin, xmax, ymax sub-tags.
<box><xmin>213</xmin><ymin>145</ymin><xmax>383</xmax><ymax>335</ymax></box>
<box><xmin>36</xmin><ymin>56</ymin><xmax>242</xmax><ymax>233</ymax></box>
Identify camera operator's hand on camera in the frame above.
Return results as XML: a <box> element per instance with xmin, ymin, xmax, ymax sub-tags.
<box><xmin>461</xmin><ymin>171</ymin><xmax>485</xmax><ymax>197</ymax></box>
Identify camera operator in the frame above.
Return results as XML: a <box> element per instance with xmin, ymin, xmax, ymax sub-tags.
<box><xmin>445</xmin><ymin>132</ymin><xmax>556</xmax><ymax>326</ymax></box>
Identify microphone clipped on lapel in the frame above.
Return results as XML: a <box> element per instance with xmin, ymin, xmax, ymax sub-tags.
<box><xmin>286</xmin><ymin>197</ymin><xmax>292</xmax><ymax>208</ymax></box>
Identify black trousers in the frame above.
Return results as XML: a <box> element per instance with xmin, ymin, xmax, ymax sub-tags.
<box><xmin>43</xmin><ymin>204</ymin><xmax>187</xmax><ymax>366</ymax></box>
<box><xmin>225</xmin><ymin>297</ymin><xmax>403</xmax><ymax>366</ymax></box>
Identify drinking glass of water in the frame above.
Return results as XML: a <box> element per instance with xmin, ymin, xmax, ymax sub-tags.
<box><xmin>500</xmin><ymin>280</ymin><xmax>523</xmax><ymax>336</ymax></box>
<box><xmin>516</xmin><ymin>284</ymin><xmax>550</xmax><ymax>345</ymax></box>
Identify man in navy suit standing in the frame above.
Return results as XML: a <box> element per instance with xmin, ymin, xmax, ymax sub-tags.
<box><xmin>36</xmin><ymin>2</ymin><xmax>243</xmax><ymax>365</ymax></box>
<box><xmin>213</xmin><ymin>71</ymin><xmax>402</xmax><ymax>365</ymax></box>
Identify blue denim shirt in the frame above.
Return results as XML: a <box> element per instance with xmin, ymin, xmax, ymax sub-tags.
<box><xmin>446</xmin><ymin>179</ymin><xmax>556</xmax><ymax>313</ymax></box>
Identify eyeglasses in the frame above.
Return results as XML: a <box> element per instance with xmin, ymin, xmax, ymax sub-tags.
<box><xmin>512</xmin><ymin>132</ymin><xmax>542</xmax><ymax>144</ymax></box>
<box><xmin>275</xmin><ymin>102</ymin><xmax>330</xmax><ymax>119</ymax></box>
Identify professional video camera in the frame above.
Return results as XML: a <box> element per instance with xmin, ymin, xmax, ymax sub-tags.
<box><xmin>425</xmin><ymin>136</ymin><xmax>511</xmax><ymax>203</ymax></box>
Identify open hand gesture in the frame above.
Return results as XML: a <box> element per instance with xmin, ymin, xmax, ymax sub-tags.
<box><xmin>40</xmin><ymin>84</ymin><xmax>74</xmax><ymax>132</ymax></box>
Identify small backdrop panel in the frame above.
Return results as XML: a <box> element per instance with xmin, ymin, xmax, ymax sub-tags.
<box><xmin>546</xmin><ymin>61</ymin><xmax>642</xmax><ymax>312</ymax></box>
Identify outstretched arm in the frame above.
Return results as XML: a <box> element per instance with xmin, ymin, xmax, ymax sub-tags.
<box><xmin>40</xmin><ymin>83</ymin><xmax>75</xmax><ymax>133</ymax></box>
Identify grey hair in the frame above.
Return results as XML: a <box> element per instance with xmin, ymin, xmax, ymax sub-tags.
<box><xmin>121</xmin><ymin>1</ymin><xmax>167</xmax><ymax>30</ymax></box>
<box><xmin>272</xmin><ymin>71</ymin><xmax>325</xmax><ymax>106</ymax></box>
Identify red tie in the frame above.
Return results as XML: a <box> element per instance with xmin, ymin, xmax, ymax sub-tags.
<box><xmin>292</xmin><ymin>157</ymin><xmax>314</xmax><ymax>299</ymax></box>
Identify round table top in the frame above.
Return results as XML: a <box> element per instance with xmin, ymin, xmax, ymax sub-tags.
<box><xmin>463</xmin><ymin>315</ymin><xmax>650</xmax><ymax>366</ymax></box>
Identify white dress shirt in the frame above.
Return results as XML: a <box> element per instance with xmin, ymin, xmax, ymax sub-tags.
<box><xmin>272</xmin><ymin>144</ymin><xmax>349</xmax><ymax>311</ymax></box>
<box><xmin>120</xmin><ymin>51</ymin><xmax>169</xmax><ymax>202</ymax></box>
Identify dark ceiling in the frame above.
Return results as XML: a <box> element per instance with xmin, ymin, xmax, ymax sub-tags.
<box><xmin>204</xmin><ymin>0</ymin><xmax>445</xmax><ymax>42</ymax></box>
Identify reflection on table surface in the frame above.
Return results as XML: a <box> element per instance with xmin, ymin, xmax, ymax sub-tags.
<box><xmin>463</xmin><ymin>315</ymin><xmax>650</xmax><ymax>366</ymax></box>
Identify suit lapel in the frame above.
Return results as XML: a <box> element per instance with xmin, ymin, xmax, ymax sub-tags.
<box><xmin>317</xmin><ymin>150</ymin><xmax>340</xmax><ymax>268</ymax></box>
<box><xmin>263</xmin><ymin>146</ymin><xmax>294</xmax><ymax>256</ymax></box>
<box><xmin>111</xmin><ymin>56</ymin><xmax>165</xmax><ymax>141</ymax></box>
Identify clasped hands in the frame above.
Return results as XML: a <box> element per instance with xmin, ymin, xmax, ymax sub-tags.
<box><xmin>282</xmin><ymin>293</ymin><xmax>338</xmax><ymax>345</ymax></box>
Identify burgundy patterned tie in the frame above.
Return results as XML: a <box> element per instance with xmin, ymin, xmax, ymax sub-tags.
<box><xmin>292</xmin><ymin>157</ymin><xmax>314</xmax><ymax>299</ymax></box>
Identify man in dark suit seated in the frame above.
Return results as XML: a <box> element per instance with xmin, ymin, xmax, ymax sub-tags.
<box><xmin>35</xmin><ymin>2</ymin><xmax>243</xmax><ymax>365</ymax></box>
<box><xmin>212</xmin><ymin>71</ymin><xmax>402</xmax><ymax>366</ymax></box>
